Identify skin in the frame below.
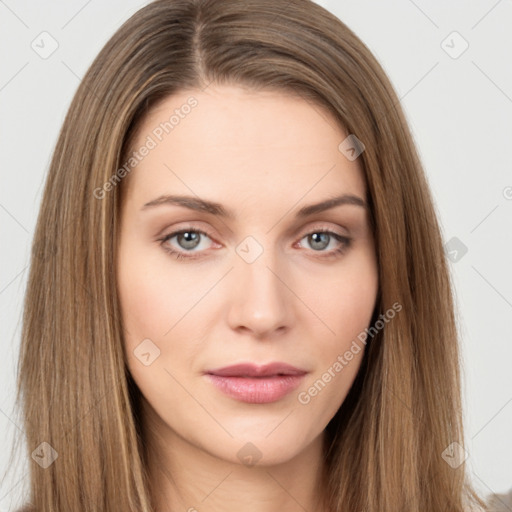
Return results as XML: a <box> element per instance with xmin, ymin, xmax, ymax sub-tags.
<box><xmin>116</xmin><ymin>84</ymin><xmax>379</xmax><ymax>512</ymax></box>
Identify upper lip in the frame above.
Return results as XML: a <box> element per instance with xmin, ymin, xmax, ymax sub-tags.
<box><xmin>205</xmin><ymin>362</ymin><xmax>307</xmax><ymax>377</ymax></box>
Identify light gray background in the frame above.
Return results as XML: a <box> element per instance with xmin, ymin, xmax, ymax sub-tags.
<box><xmin>1</xmin><ymin>0</ymin><xmax>511</xmax><ymax>510</ymax></box>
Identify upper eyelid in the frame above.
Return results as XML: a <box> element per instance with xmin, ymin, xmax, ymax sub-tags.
<box><xmin>161</xmin><ymin>222</ymin><xmax>349</xmax><ymax>241</ymax></box>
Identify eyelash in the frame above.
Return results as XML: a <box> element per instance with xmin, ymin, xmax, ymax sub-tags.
<box><xmin>157</xmin><ymin>226</ymin><xmax>352</xmax><ymax>261</ymax></box>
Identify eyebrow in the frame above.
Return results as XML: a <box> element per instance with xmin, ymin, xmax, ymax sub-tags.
<box><xmin>141</xmin><ymin>193</ymin><xmax>367</xmax><ymax>219</ymax></box>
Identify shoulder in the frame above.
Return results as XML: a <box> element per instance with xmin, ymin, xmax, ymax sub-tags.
<box><xmin>485</xmin><ymin>488</ymin><xmax>512</xmax><ymax>511</ymax></box>
<box><xmin>15</xmin><ymin>504</ymin><xmax>36</xmax><ymax>512</ymax></box>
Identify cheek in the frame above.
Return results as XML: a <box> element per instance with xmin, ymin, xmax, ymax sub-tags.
<box><xmin>117</xmin><ymin>242</ymin><xmax>198</xmax><ymax>343</ymax></box>
<box><xmin>297</xmin><ymin>302</ymin><xmax>376</xmax><ymax>428</ymax></box>
<box><xmin>329</xmin><ymin>272</ymin><xmax>377</xmax><ymax>344</ymax></box>
<box><xmin>117</xmin><ymin>243</ymin><xmax>211</xmax><ymax>383</ymax></box>
<box><xmin>307</xmin><ymin>250</ymin><xmax>379</xmax><ymax>352</ymax></box>
<box><xmin>118</xmin><ymin>270</ymin><xmax>169</xmax><ymax>343</ymax></box>
<box><xmin>117</xmin><ymin>254</ymin><xmax>193</xmax><ymax>413</ymax></box>
<box><xmin>296</xmin><ymin>250</ymin><xmax>378</xmax><ymax>413</ymax></box>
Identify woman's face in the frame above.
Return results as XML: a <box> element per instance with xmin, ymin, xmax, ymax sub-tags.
<box><xmin>116</xmin><ymin>84</ymin><xmax>378</xmax><ymax>466</ymax></box>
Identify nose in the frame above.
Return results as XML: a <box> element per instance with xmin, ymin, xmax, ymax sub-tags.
<box><xmin>226</xmin><ymin>241</ymin><xmax>294</xmax><ymax>339</ymax></box>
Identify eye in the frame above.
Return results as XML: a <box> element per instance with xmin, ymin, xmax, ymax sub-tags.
<box><xmin>157</xmin><ymin>226</ymin><xmax>352</xmax><ymax>260</ymax></box>
<box><xmin>158</xmin><ymin>227</ymin><xmax>215</xmax><ymax>260</ymax></box>
<box><xmin>296</xmin><ymin>229</ymin><xmax>352</xmax><ymax>258</ymax></box>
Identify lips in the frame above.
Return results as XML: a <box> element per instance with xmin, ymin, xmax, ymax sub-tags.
<box><xmin>204</xmin><ymin>362</ymin><xmax>307</xmax><ymax>404</ymax></box>
<box><xmin>206</xmin><ymin>362</ymin><xmax>307</xmax><ymax>378</ymax></box>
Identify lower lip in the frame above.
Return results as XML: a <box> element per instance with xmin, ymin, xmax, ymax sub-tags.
<box><xmin>205</xmin><ymin>374</ymin><xmax>306</xmax><ymax>404</ymax></box>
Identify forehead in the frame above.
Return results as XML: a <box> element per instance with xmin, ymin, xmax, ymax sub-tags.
<box><xmin>125</xmin><ymin>84</ymin><xmax>367</xmax><ymax>208</ymax></box>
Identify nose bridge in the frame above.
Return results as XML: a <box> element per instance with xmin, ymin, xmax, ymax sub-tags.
<box><xmin>227</xmin><ymin>234</ymin><xmax>293</xmax><ymax>335</ymax></box>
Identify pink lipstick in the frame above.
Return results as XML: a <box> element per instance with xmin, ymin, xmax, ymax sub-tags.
<box><xmin>204</xmin><ymin>362</ymin><xmax>307</xmax><ymax>404</ymax></box>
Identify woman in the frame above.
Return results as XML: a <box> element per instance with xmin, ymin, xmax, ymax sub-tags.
<box><xmin>10</xmin><ymin>0</ymin><xmax>490</xmax><ymax>510</ymax></box>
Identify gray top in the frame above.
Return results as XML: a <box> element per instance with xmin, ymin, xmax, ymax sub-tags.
<box><xmin>486</xmin><ymin>488</ymin><xmax>512</xmax><ymax>511</ymax></box>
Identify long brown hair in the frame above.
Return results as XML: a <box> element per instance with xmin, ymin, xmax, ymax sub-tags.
<box><xmin>9</xmin><ymin>0</ymin><xmax>487</xmax><ymax>510</ymax></box>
